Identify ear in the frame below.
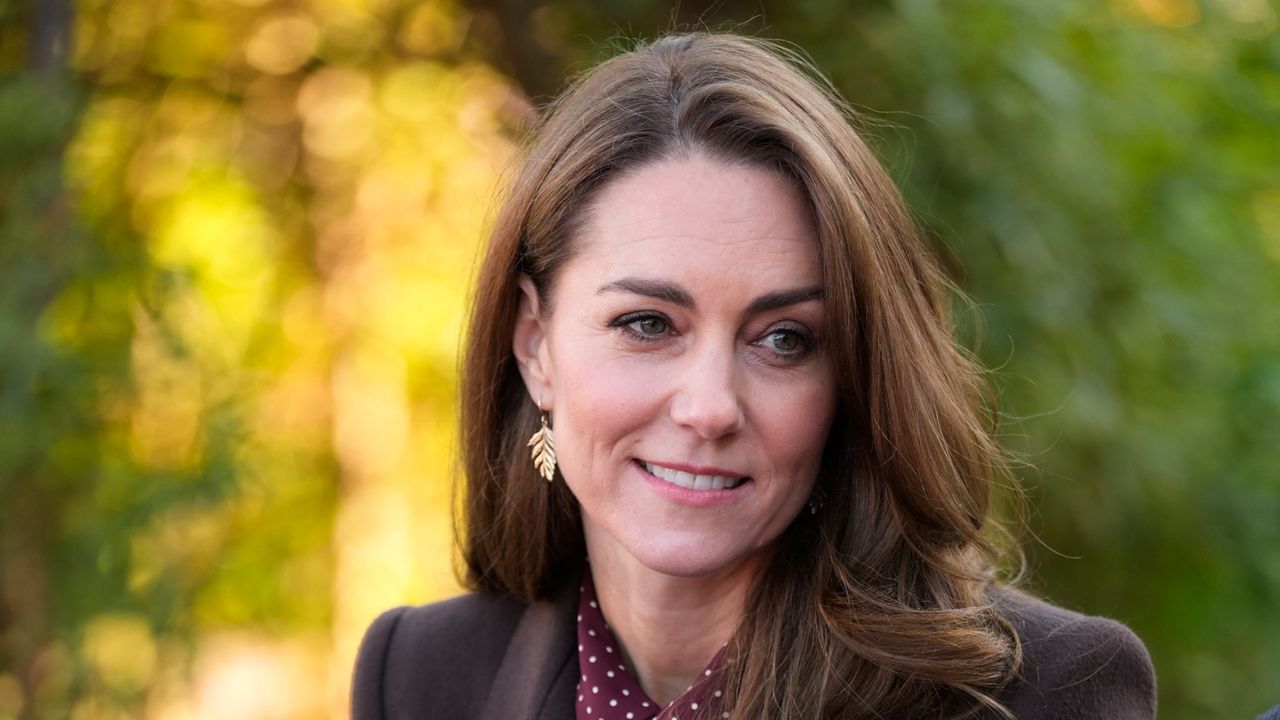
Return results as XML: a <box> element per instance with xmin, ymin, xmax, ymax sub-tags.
<box><xmin>512</xmin><ymin>275</ymin><xmax>554</xmax><ymax>410</ymax></box>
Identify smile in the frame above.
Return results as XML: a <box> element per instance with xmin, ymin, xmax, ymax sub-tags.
<box><xmin>637</xmin><ymin>460</ymin><xmax>747</xmax><ymax>491</ymax></box>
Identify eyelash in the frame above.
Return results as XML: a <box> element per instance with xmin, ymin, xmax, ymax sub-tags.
<box><xmin>608</xmin><ymin>312</ymin><xmax>817</xmax><ymax>361</ymax></box>
<box><xmin>610</xmin><ymin>312</ymin><xmax>672</xmax><ymax>342</ymax></box>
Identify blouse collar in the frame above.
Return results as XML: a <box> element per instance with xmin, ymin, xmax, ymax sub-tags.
<box><xmin>575</xmin><ymin>566</ymin><xmax>728</xmax><ymax>720</ymax></box>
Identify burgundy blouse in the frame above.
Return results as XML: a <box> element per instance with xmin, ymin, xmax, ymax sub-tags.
<box><xmin>575</xmin><ymin>569</ymin><xmax>728</xmax><ymax>720</ymax></box>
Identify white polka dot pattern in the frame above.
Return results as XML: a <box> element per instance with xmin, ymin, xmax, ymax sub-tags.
<box><xmin>574</xmin><ymin>568</ymin><xmax>728</xmax><ymax>720</ymax></box>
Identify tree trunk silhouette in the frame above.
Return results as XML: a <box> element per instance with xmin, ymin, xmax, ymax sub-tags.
<box><xmin>26</xmin><ymin>0</ymin><xmax>71</xmax><ymax>74</ymax></box>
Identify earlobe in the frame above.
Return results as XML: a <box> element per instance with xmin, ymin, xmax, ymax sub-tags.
<box><xmin>512</xmin><ymin>276</ymin><xmax>553</xmax><ymax>409</ymax></box>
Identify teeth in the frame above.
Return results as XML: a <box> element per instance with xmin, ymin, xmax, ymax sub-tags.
<box><xmin>641</xmin><ymin>461</ymin><xmax>742</xmax><ymax>491</ymax></box>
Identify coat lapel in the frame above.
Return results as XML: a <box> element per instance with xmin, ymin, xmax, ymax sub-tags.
<box><xmin>480</xmin><ymin>579</ymin><xmax>579</xmax><ymax>720</ymax></box>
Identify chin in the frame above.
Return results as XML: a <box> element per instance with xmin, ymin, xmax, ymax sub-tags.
<box><xmin>623</xmin><ymin>535</ymin><xmax>766</xmax><ymax>579</ymax></box>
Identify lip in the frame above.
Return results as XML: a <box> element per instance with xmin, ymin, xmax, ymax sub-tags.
<box><xmin>632</xmin><ymin>459</ymin><xmax>750</xmax><ymax>508</ymax></box>
<box><xmin>639</xmin><ymin>458</ymin><xmax>746</xmax><ymax>479</ymax></box>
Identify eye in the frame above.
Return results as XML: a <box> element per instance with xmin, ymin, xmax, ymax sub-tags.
<box><xmin>610</xmin><ymin>312</ymin><xmax>673</xmax><ymax>342</ymax></box>
<box><xmin>758</xmin><ymin>325</ymin><xmax>815</xmax><ymax>360</ymax></box>
<box><xmin>632</xmin><ymin>316</ymin><xmax>670</xmax><ymax>336</ymax></box>
<box><xmin>766</xmin><ymin>329</ymin><xmax>802</xmax><ymax>352</ymax></box>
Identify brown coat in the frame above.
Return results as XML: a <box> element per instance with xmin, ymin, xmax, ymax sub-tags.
<box><xmin>351</xmin><ymin>583</ymin><xmax>1156</xmax><ymax>719</ymax></box>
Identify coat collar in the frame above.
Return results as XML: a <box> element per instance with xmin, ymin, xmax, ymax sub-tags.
<box><xmin>481</xmin><ymin>577</ymin><xmax>580</xmax><ymax>720</ymax></box>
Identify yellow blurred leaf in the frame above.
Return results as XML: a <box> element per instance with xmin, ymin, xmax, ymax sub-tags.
<box><xmin>82</xmin><ymin>615</ymin><xmax>157</xmax><ymax>693</ymax></box>
<box><xmin>245</xmin><ymin>13</ymin><xmax>321</xmax><ymax>75</ymax></box>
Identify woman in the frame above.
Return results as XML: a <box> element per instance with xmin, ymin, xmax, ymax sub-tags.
<box><xmin>352</xmin><ymin>33</ymin><xmax>1156</xmax><ymax>719</ymax></box>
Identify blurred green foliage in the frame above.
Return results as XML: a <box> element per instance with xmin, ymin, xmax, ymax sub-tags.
<box><xmin>1</xmin><ymin>0</ymin><xmax>1277</xmax><ymax>718</ymax></box>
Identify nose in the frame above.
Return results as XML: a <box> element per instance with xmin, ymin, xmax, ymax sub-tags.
<box><xmin>668</xmin><ymin>341</ymin><xmax>745</xmax><ymax>440</ymax></box>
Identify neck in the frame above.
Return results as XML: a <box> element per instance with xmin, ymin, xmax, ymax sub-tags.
<box><xmin>584</xmin><ymin>524</ymin><xmax>764</xmax><ymax>707</ymax></box>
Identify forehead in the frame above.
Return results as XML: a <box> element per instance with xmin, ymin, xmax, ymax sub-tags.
<box><xmin>563</xmin><ymin>154</ymin><xmax>821</xmax><ymax>292</ymax></box>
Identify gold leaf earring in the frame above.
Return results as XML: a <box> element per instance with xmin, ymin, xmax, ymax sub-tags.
<box><xmin>528</xmin><ymin>411</ymin><xmax>556</xmax><ymax>482</ymax></box>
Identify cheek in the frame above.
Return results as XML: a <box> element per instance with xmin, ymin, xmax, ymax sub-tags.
<box><xmin>550</xmin><ymin>351</ymin><xmax>669</xmax><ymax>469</ymax></box>
<box><xmin>752</xmin><ymin>373</ymin><xmax>838</xmax><ymax>476</ymax></box>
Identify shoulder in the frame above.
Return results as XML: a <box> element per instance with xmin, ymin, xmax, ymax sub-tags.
<box><xmin>991</xmin><ymin>588</ymin><xmax>1157</xmax><ymax>720</ymax></box>
<box><xmin>351</xmin><ymin>593</ymin><xmax>526</xmax><ymax>720</ymax></box>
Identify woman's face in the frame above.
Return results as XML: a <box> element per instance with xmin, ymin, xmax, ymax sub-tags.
<box><xmin>514</xmin><ymin>154</ymin><xmax>838</xmax><ymax>579</ymax></box>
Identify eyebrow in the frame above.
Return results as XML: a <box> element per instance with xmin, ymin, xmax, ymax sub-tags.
<box><xmin>597</xmin><ymin>277</ymin><xmax>694</xmax><ymax>307</ymax></box>
<box><xmin>596</xmin><ymin>277</ymin><xmax>823</xmax><ymax>314</ymax></box>
<box><xmin>746</xmin><ymin>286</ymin><xmax>824</xmax><ymax>314</ymax></box>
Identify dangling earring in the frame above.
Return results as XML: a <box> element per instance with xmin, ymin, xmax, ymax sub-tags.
<box><xmin>528</xmin><ymin>410</ymin><xmax>556</xmax><ymax>482</ymax></box>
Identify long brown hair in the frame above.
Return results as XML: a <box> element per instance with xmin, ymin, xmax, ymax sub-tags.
<box><xmin>459</xmin><ymin>32</ymin><xmax>1021</xmax><ymax>719</ymax></box>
